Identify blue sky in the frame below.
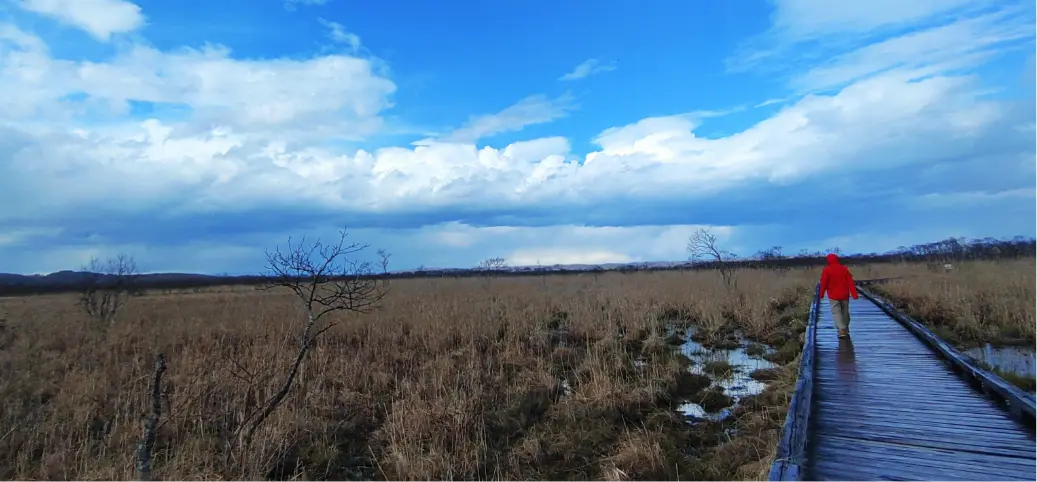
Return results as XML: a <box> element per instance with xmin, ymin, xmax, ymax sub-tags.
<box><xmin>0</xmin><ymin>0</ymin><xmax>1034</xmax><ymax>274</ymax></box>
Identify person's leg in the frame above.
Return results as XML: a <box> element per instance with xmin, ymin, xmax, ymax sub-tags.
<box><xmin>844</xmin><ymin>299</ymin><xmax>852</xmax><ymax>331</ymax></box>
<box><xmin>830</xmin><ymin>299</ymin><xmax>849</xmax><ymax>335</ymax></box>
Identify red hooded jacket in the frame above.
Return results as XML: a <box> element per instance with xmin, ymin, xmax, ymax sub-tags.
<box><xmin>819</xmin><ymin>253</ymin><xmax>859</xmax><ymax>301</ymax></box>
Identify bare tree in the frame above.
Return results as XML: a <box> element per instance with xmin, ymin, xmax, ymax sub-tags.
<box><xmin>77</xmin><ymin>254</ymin><xmax>139</xmax><ymax>325</ymax></box>
<box><xmin>225</xmin><ymin>228</ymin><xmax>390</xmax><ymax>472</ymax></box>
<box><xmin>477</xmin><ymin>256</ymin><xmax>508</xmax><ymax>272</ymax></box>
<box><xmin>686</xmin><ymin>228</ymin><xmax>737</xmax><ymax>288</ymax></box>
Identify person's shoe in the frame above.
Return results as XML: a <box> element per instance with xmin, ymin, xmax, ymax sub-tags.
<box><xmin>838</xmin><ymin>329</ymin><xmax>849</xmax><ymax>338</ymax></box>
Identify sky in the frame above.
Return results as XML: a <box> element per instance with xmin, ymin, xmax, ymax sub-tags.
<box><xmin>0</xmin><ymin>0</ymin><xmax>1034</xmax><ymax>275</ymax></box>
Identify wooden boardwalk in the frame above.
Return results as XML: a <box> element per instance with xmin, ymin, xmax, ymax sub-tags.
<box><xmin>770</xmin><ymin>285</ymin><xmax>1037</xmax><ymax>481</ymax></box>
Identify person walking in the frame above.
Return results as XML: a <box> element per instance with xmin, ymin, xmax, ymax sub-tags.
<box><xmin>819</xmin><ymin>253</ymin><xmax>859</xmax><ymax>338</ymax></box>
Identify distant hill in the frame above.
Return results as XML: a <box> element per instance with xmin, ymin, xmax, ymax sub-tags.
<box><xmin>0</xmin><ymin>271</ymin><xmax>223</xmax><ymax>288</ymax></box>
<box><xmin>1</xmin><ymin>235</ymin><xmax>1033</xmax><ymax>296</ymax></box>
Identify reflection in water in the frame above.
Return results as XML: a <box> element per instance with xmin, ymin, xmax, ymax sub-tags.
<box><xmin>675</xmin><ymin>327</ymin><xmax>777</xmax><ymax>421</ymax></box>
<box><xmin>836</xmin><ymin>337</ymin><xmax>857</xmax><ymax>380</ymax></box>
<box><xmin>964</xmin><ymin>344</ymin><xmax>1036</xmax><ymax>378</ymax></box>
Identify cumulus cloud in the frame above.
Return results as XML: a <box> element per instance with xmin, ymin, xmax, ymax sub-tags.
<box><xmin>0</xmin><ymin>1</ymin><xmax>1033</xmax><ymax>273</ymax></box>
<box><xmin>559</xmin><ymin>58</ymin><xmax>617</xmax><ymax>81</ymax></box>
<box><xmin>0</xmin><ymin>25</ymin><xmax>396</xmax><ymax>137</ymax></box>
<box><xmin>16</xmin><ymin>0</ymin><xmax>145</xmax><ymax>41</ymax></box>
<box><xmin>1</xmin><ymin>66</ymin><xmax>1029</xmax><ymax>241</ymax></box>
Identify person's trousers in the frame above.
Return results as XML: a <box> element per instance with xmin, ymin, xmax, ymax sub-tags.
<box><xmin>829</xmin><ymin>298</ymin><xmax>851</xmax><ymax>331</ymax></box>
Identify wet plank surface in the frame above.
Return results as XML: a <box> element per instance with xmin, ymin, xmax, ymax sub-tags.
<box><xmin>805</xmin><ymin>297</ymin><xmax>1037</xmax><ymax>481</ymax></box>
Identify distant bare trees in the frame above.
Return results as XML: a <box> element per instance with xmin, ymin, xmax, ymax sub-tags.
<box><xmin>222</xmin><ymin>228</ymin><xmax>391</xmax><ymax>474</ymax></box>
<box><xmin>687</xmin><ymin>228</ymin><xmax>737</xmax><ymax>288</ymax></box>
<box><xmin>77</xmin><ymin>254</ymin><xmax>139</xmax><ymax>324</ymax></box>
<box><xmin>477</xmin><ymin>257</ymin><xmax>508</xmax><ymax>271</ymax></box>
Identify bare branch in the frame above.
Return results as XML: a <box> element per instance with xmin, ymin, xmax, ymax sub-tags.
<box><xmin>262</xmin><ymin>229</ymin><xmax>389</xmax><ymax>319</ymax></box>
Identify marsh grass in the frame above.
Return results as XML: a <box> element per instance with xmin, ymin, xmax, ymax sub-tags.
<box><xmin>862</xmin><ymin>259</ymin><xmax>1035</xmax><ymax>391</ymax></box>
<box><xmin>862</xmin><ymin>259</ymin><xmax>1035</xmax><ymax>346</ymax></box>
<box><xmin>1</xmin><ymin>268</ymin><xmax>816</xmax><ymax>480</ymax></box>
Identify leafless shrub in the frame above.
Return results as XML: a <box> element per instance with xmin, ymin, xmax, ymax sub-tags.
<box><xmin>223</xmin><ymin>227</ymin><xmax>391</xmax><ymax>475</ymax></box>
<box><xmin>77</xmin><ymin>254</ymin><xmax>139</xmax><ymax>325</ymax></box>
<box><xmin>687</xmin><ymin>228</ymin><xmax>737</xmax><ymax>289</ymax></box>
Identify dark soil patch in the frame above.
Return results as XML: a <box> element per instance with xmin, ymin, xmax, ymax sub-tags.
<box><xmin>764</xmin><ymin>340</ymin><xmax>801</xmax><ymax>365</ymax></box>
<box><xmin>659</xmin><ymin>305</ymin><xmax>696</xmax><ymax>323</ymax></box>
<box><xmin>702</xmin><ymin>360</ymin><xmax>736</xmax><ymax>378</ymax></box>
<box><xmin>750</xmin><ymin>367</ymin><xmax>785</xmax><ymax>383</ymax></box>
<box><xmin>665</xmin><ymin>330</ymin><xmax>687</xmax><ymax>345</ymax></box>
<box><xmin>695</xmin><ymin>387</ymin><xmax>734</xmax><ymax>412</ymax></box>
<box><xmin>744</xmin><ymin>342</ymin><xmax>767</xmax><ymax>357</ymax></box>
<box><xmin>674</xmin><ymin>372</ymin><xmax>713</xmax><ymax>398</ymax></box>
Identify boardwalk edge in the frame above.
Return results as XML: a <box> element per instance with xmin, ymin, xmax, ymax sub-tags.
<box><xmin>767</xmin><ymin>282</ymin><xmax>820</xmax><ymax>481</ymax></box>
<box><xmin>857</xmin><ymin>286</ymin><xmax>1036</xmax><ymax>427</ymax></box>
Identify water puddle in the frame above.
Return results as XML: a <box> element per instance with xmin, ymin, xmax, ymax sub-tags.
<box><xmin>675</xmin><ymin>327</ymin><xmax>777</xmax><ymax>421</ymax></box>
<box><xmin>963</xmin><ymin>344</ymin><xmax>1036</xmax><ymax>380</ymax></box>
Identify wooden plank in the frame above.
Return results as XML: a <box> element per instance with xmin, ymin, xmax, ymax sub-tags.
<box><xmin>803</xmin><ymin>295</ymin><xmax>1037</xmax><ymax>481</ymax></box>
<box><xmin>767</xmin><ymin>282</ymin><xmax>820</xmax><ymax>481</ymax></box>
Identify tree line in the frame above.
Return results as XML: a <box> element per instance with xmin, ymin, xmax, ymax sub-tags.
<box><xmin>0</xmin><ymin>234</ymin><xmax>1033</xmax><ymax>297</ymax></box>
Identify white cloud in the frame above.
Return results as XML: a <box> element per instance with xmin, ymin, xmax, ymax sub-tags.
<box><xmin>0</xmin><ymin>226</ymin><xmax>62</xmax><ymax>247</ymax></box>
<box><xmin>914</xmin><ymin>187</ymin><xmax>1037</xmax><ymax>208</ymax></box>
<box><xmin>284</xmin><ymin>0</ymin><xmax>329</xmax><ymax>11</ymax></box>
<box><xmin>768</xmin><ymin>0</ymin><xmax>980</xmax><ymax>40</ymax></box>
<box><xmin>0</xmin><ymin>25</ymin><xmax>396</xmax><ymax>138</ymax></box>
<box><xmin>16</xmin><ymin>0</ymin><xmax>145</xmax><ymax>41</ymax></box>
<box><xmin>438</xmin><ymin>93</ymin><xmax>577</xmax><ymax>143</ymax></box>
<box><xmin>319</xmin><ymin>18</ymin><xmax>361</xmax><ymax>51</ymax></box>
<box><xmin>508</xmin><ymin>249</ymin><xmax>632</xmax><ymax>266</ymax></box>
<box><xmin>0</xmin><ymin>222</ymin><xmax>740</xmax><ymax>274</ymax></box>
<box><xmin>559</xmin><ymin>58</ymin><xmax>617</xmax><ymax>81</ymax></box>
<box><xmin>754</xmin><ymin>98</ymin><xmax>789</xmax><ymax>108</ymax></box>
<box><xmin>0</xmin><ymin>6</ymin><xmax>1033</xmax><ymax>273</ymax></box>
<box><xmin>501</xmin><ymin>136</ymin><xmax>570</xmax><ymax>163</ymax></box>
<box><xmin>727</xmin><ymin>0</ymin><xmax>1033</xmax><ymax>93</ymax></box>
<box><xmin>0</xmin><ymin>67</ymin><xmax>1018</xmax><ymax>223</ymax></box>
<box><xmin>422</xmin><ymin>223</ymin><xmax>734</xmax><ymax>268</ymax></box>
<box><xmin>791</xmin><ymin>8</ymin><xmax>1035</xmax><ymax>92</ymax></box>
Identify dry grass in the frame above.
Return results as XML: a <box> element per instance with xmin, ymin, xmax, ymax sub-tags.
<box><xmin>0</xmin><ymin>268</ymin><xmax>816</xmax><ymax>480</ymax></box>
<box><xmin>859</xmin><ymin>259</ymin><xmax>1036</xmax><ymax>346</ymax></box>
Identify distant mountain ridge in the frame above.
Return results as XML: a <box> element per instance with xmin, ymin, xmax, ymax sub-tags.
<box><xmin>2</xmin><ymin>235</ymin><xmax>1033</xmax><ymax>295</ymax></box>
<box><xmin>0</xmin><ymin>270</ymin><xmax>223</xmax><ymax>287</ymax></box>
<box><xmin>0</xmin><ymin>260</ymin><xmax>687</xmax><ymax>287</ymax></box>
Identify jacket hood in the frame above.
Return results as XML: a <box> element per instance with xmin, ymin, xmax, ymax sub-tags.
<box><xmin>826</xmin><ymin>253</ymin><xmax>840</xmax><ymax>265</ymax></box>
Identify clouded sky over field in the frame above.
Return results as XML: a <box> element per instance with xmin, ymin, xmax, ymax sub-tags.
<box><xmin>0</xmin><ymin>0</ymin><xmax>1034</xmax><ymax>274</ymax></box>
